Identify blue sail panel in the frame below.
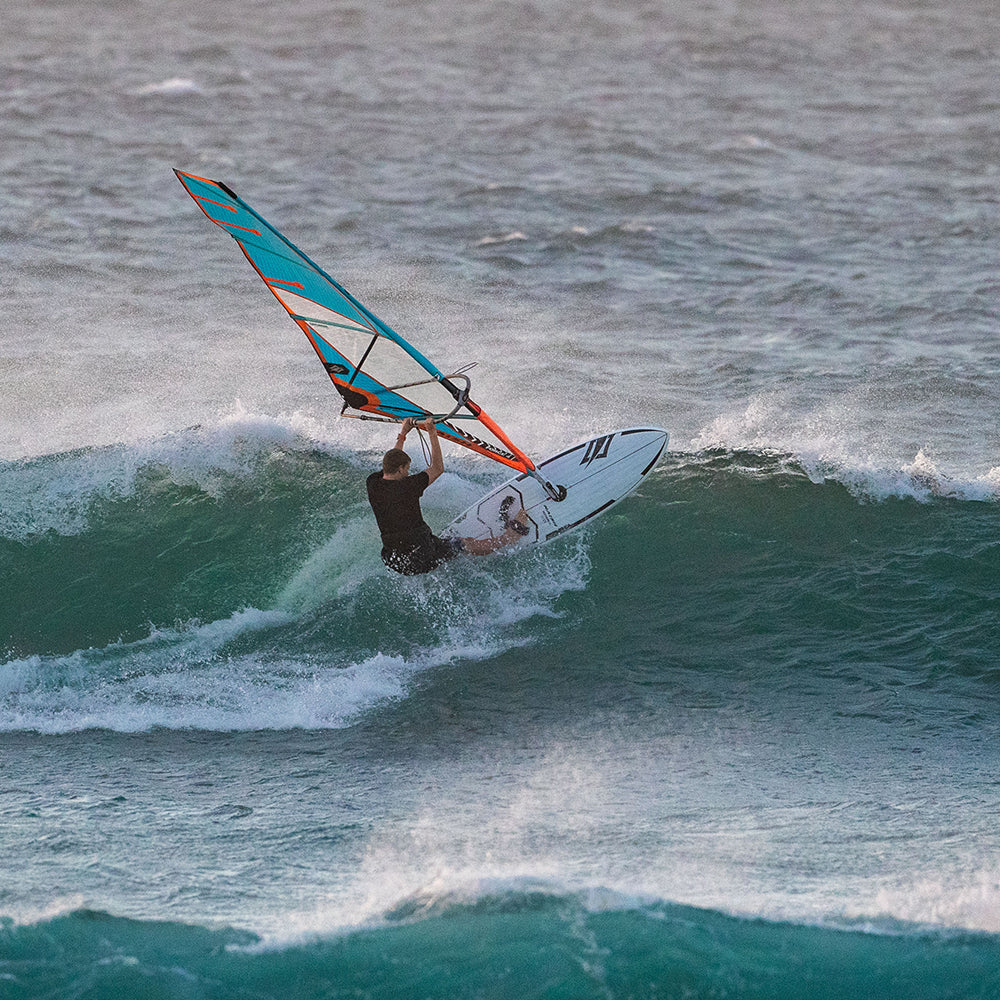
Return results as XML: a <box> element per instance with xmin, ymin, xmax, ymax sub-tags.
<box><xmin>175</xmin><ymin>170</ymin><xmax>534</xmax><ymax>471</ymax></box>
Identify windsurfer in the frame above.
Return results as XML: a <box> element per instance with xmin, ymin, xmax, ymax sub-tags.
<box><xmin>367</xmin><ymin>417</ymin><xmax>529</xmax><ymax>575</ymax></box>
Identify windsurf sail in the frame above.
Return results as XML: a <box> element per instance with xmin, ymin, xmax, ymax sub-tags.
<box><xmin>174</xmin><ymin>169</ymin><xmax>537</xmax><ymax>475</ymax></box>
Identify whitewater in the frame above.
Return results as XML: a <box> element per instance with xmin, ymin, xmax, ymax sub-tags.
<box><xmin>2</xmin><ymin>0</ymin><xmax>1000</xmax><ymax>997</ymax></box>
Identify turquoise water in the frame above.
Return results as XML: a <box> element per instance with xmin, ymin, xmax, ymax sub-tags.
<box><xmin>3</xmin><ymin>0</ymin><xmax>1000</xmax><ymax>996</ymax></box>
<box><xmin>5</xmin><ymin>897</ymin><xmax>1000</xmax><ymax>1000</ymax></box>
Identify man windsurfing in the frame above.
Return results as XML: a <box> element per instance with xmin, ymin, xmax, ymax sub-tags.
<box><xmin>367</xmin><ymin>418</ymin><xmax>529</xmax><ymax>575</ymax></box>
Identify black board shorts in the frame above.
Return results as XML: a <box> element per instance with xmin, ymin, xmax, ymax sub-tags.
<box><xmin>382</xmin><ymin>533</ymin><xmax>464</xmax><ymax>576</ymax></box>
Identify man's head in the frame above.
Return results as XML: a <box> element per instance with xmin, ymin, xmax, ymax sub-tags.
<box><xmin>382</xmin><ymin>448</ymin><xmax>411</xmax><ymax>477</ymax></box>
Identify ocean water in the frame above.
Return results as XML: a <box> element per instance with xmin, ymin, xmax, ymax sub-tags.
<box><xmin>2</xmin><ymin>0</ymin><xmax>1000</xmax><ymax>996</ymax></box>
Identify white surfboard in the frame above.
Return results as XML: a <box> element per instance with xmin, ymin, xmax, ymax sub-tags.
<box><xmin>444</xmin><ymin>427</ymin><xmax>667</xmax><ymax>545</ymax></box>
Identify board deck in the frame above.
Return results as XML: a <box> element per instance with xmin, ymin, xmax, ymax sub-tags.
<box><xmin>444</xmin><ymin>427</ymin><xmax>667</xmax><ymax>546</ymax></box>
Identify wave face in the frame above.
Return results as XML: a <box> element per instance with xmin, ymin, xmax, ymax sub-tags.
<box><xmin>0</xmin><ymin>424</ymin><xmax>586</xmax><ymax>732</ymax></box>
<box><xmin>4</xmin><ymin>892</ymin><xmax>1000</xmax><ymax>1000</ymax></box>
<box><xmin>2</xmin><ymin>423</ymin><xmax>997</xmax><ymax>734</ymax></box>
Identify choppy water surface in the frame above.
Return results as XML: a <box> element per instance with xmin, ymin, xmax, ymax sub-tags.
<box><xmin>2</xmin><ymin>1</ymin><xmax>999</xmax><ymax>996</ymax></box>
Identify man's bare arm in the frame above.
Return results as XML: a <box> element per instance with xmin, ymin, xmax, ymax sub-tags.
<box><xmin>419</xmin><ymin>418</ymin><xmax>445</xmax><ymax>484</ymax></box>
<box><xmin>395</xmin><ymin>416</ymin><xmax>416</xmax><ymax>450</ymax></box>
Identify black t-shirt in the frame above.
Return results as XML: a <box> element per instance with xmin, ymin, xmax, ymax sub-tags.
<box><xmin>366</xmin><ymin>470</ymin><xmax>431</xmax><ymax>548</ymax></box>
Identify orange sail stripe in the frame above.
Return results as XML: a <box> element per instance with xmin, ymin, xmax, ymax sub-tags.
<box><xmin>473</xmin><ymin>408</ymin><xmax>536</xmax><ymax>472</ymax></box>
<box><xmin>193</xmin><ymin>196</ymin><xmax>238</xmax><ymax>214</ymax></box>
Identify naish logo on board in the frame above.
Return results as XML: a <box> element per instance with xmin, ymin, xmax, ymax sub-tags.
<box><xmin>580</xmin><ymin>434</ymin><xmax>613</xmax><ymax>466</ymax></box>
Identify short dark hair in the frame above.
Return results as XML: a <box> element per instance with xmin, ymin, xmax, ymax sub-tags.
<box><xmin>382</xmin><ymin>448</ymin><xmax>410</xmax><ymax>475</ymax></box>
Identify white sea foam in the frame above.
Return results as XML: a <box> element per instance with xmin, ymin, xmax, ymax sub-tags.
<box><xmin>276</xmin><ymin>517</ymin><xmax>384</xmax><ymax>611</ymax></box>
<box><xmin>135</xmin><ymin>78</ymin><xmax>202</xmax><ymax>96</ymax></box>
<box><xmin>0</xmin><ymin>622</ymin><xmax>411</xmax><ymax>734</ymax></box>
<box><xmin>2</xmin><ymin>895</ymin><xmax>88</xmax><ymax>929</ymax></box>
<box><xmin>692</xmin><ymin>394</ymin><xmax>1000</xmax><ymax>502</ymax></box>
<box><xmin>476</xmin><ymin>231</ymin><xmax>529</xmax><ymax>246</ymax></box>
<box><xmin>849</xmin><ymin>869</ymin><xmax>1000</xmax><ymax>934</ymax></box>
<box><xmin>0</xmin><ymin>403</ymin><xmax>371</xmax><ymax>541</ymax></box>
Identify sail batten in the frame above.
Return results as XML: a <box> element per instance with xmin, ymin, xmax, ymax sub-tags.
<box><xmin>176</xmin><ymin>169</ymin><xmax>536</xmax><ymax>473</ymax></box>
